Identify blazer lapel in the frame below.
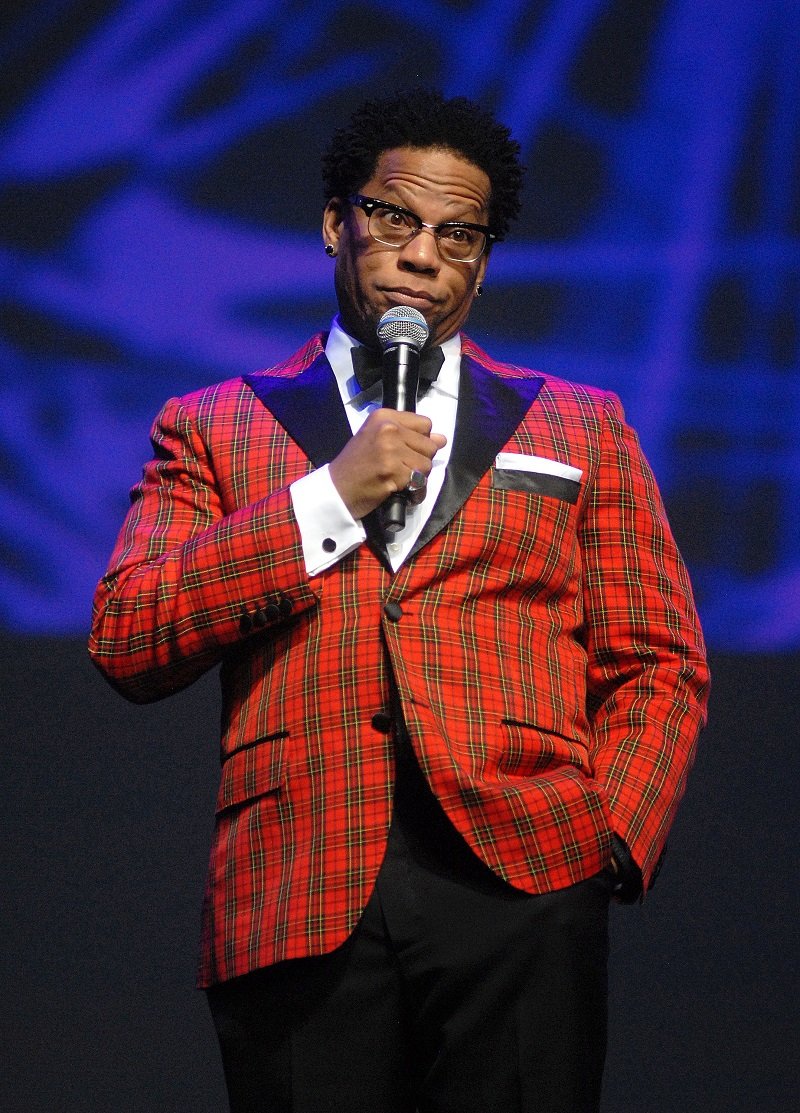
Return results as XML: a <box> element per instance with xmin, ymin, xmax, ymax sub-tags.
<box><xmin>243</xmin><ymin>346</ymin><xmax>544</xmax><ymax>568</ymax></box>
<box><xmin>243</xmin><ymin>353</ymin><xmax>351</xmax><ymax>470</ymax></box>
<box><xmin>243</xmin><ymin>353</ymin><xmax>393</xmax><ymax>567</ymax></box>
<box><xmin>410</xmin><ymin>354</ymin><xmax>544</xmax><ymax>557</ymax></box>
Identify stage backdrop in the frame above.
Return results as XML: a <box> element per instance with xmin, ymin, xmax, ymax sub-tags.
<box><xmin>1</xmin><ymin>2</ymin><xmax>798</xmax><ymax>1111</ymax></box>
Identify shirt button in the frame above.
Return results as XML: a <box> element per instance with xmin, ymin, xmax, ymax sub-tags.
<box><xmin>322</xmin><ymin>537</ymin><xmax>337</xmax><ymax>553</ymax></box>
<box><xmin>383</xmin><ymin>601</ymin><xmax>403</xmax><ymax>622</ymax></box>
<box><xmin>388</xmin><ymin>542</ymin><xmax>400</xmax><ymax>553</ymax></box>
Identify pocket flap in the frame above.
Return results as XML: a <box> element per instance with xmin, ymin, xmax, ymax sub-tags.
<box><xmin>216</xmin><ymin>735</ymin><xmax>287</xmax><ymax>814</ymax></box>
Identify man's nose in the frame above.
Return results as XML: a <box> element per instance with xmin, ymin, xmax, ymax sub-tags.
<box><xmin>398</xmin><ymin>227</ymin><xmax>441</xmax><ymax>269</ymax></box>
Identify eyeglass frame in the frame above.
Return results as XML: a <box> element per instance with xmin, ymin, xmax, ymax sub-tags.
<box><xmin>348</xmin><ymin>194</ymin><xmax>497</xmax><ymax>263</ymax></box>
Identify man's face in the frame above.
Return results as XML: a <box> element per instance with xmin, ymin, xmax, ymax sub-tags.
<box><xmin>322</xmin><ymin>146</ymin><xmax>491</xmax><ymax>347</ymax></box>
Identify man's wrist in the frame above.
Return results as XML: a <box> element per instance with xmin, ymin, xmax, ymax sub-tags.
<box><xmin>290</xmin><ymin>466</ymin><xmax>366</xmax><ymax>574</ymax></box>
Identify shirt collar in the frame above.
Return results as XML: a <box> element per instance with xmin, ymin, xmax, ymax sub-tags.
<box><xmin>325</xmin><ymin>316</ymin><xmax>461</xmax><ymax>407</ymax></box>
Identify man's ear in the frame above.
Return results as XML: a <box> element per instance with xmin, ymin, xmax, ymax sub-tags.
<box><xmin>322</xmin><ymin>198</ymin><xmax>345</xmax><ymax>251</ymax></box>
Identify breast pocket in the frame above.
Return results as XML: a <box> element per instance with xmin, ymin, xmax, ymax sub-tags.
<box><xmin>491</xmin><ymin>452</ymin><xmax>582</xmax><ymax>504</ymax></box>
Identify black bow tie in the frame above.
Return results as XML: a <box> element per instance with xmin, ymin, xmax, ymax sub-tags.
<box><xmin>350</xmin><ymin>345</ymin><xmax>445</xmax><ymax>401</ymax></box>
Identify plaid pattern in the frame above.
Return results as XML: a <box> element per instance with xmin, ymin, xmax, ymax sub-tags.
<box><xmin>89</xmin><ymin>333</ymin><xmax>709</xmax><ymax>987</ymax></box>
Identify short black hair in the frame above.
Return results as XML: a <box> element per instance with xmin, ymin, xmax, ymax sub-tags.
<box><xmin>322</xmin><ymin>88</ymin><xmax>524</xmax><ymax>241</ymax></box>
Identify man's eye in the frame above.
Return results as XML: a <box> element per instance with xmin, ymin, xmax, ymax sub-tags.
<box><xmin>380</xmin><ymin>208</ymin><xmax>408</xmax><ymax>227</ymax></box>
<box><xmin>442</xmin><ymin>226</ymin><xmax>474</xmax><ymax>244</ymax></box>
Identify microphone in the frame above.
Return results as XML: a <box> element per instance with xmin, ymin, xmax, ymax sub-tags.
<box><xmin>376</xmin><ymin>306</ymin><xmax>429</xmax><ymax>535</ymax></box>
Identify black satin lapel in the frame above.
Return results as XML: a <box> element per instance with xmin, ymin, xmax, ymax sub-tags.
<box><xmin>243</xmin><ymin>355</ymin><xmax>392</xmax><ymax>569</ymax></box>
<box><xmin>243</xmin><ymin>354</ymin><xmax>351</xmax><ymax>468</ymax></box>
<box><xmin>410</xmin><ymin>355</ymin><xmax>544</xmax><ymax>557</ymax></box>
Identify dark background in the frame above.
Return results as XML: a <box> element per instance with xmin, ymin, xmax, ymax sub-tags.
<box><xmin>2</xmin><ymin>1</ymin><xmax>798</xmax><ymax>1109</ymax></box>
<box><xmin>4</xmin><ymin>638</ymin><xmax>798</xmax><ymax>1111</ymax></box>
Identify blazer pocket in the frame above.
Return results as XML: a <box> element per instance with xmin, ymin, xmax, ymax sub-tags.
<box><xmin>216</xmin><ymin>732</ymin><xmax>287</xmax><ymax>814</ymax></box>
<box><xmin>499</xmin><ymin>719</ymin><xmax>589</xmax><ymax>777</ymax></box>
<box><xmin>492</xmin><ymin>452</ymin><xmax>582</xmax><ymax>504</ymax></box>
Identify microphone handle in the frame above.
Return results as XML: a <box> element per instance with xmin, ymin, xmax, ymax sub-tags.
<box><xmin>382</xmin><ymin>343</ymin><xmax>420</xmax><ymax>536</ymax></box>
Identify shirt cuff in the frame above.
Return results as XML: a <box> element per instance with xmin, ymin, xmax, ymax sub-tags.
<box><xmin>290</xmin><ymin>465</ymin><xmax>366</xmax><ymax>575</ymax></box>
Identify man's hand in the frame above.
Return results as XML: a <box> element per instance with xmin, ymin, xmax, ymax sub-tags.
<box><xmin>329</xmin><ymin>409</ymin><xmax>447</xmax><ymax>521</ymax></box>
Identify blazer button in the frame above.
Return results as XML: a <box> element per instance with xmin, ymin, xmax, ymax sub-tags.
<box><xmin>252</xmin><ymin>608</ymin><xmax>268</xmax><ymax>628</ymax></box>
<box><xmin>383</xmin><ymin>601</ymin><xmax>403</xmax><ymax>622</ymax></box>
<box><xmin>371</xmin><ymin>711</ymin><xmax>393</xmax><ymax>733</ymax></box>
<box><xmin>239</xmin><ymin>611</ymin><xmax>253</xmax><ymax>634</ymax></box>
<box><xmin>264</xmin><ymin>602</ymin><xmax>281</xmax><ymax>621</ymax></box>
<box><xmin>278</xmin><ymin>597</ymin><xmax>293</xmax><ymax>618</ymax></box>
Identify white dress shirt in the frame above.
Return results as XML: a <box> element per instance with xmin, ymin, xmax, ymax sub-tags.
<box><xmin>289</xmin><ymin>318</ymin><xmax>460</xmax><ymax>575</ymax></box>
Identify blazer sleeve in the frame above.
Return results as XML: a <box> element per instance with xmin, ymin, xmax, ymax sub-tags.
<box><xmin>89</xmin><ymin>393</ymin><xmax>320</xmax><ymax>703</ymax></box>
<box><xmin>580</xmin><ymin>393</ymin><xmax>710</xmax><ymax>891</ymax></box>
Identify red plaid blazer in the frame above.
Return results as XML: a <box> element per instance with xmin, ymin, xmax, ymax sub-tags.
<box><xmin>89</xmin><ymin>334</ymin><xmax>709</xmax><ymax>987</ymax></box>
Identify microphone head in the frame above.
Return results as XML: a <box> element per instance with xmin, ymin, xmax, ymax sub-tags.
<box><xmin>376</xmin><ymin>306</ymin><xmax>429</xmax><ymax>352</ymax></box>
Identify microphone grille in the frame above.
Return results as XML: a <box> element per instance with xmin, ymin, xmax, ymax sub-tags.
<box><xmin>376</xmin><ymin>306</ymin><xmax>429</xmax><ymax>352</ymax></box>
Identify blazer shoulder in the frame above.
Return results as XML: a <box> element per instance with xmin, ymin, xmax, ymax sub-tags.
<box><xmin>244</xmin><ymin>333</ymin><xmax>327</xmax><ymax>384</ymax></box>
<box><xmin>156</xmin><ymin>334</ymin><xmax>329</xmax><ymax>420</ymax></box>
<box><xmin>461</xmin><ymin>334</ymin><xmax>618</xmax><ymax>412</ymax></box>
<box><xmin>535</xmin><ymin>371</ymin><xmax>620</xmax><ymax>413</ymax></box>
<box><xmin>461</xmin><ymin>334</ymin><xmax>541</xmax><ymax>381</ymax></box>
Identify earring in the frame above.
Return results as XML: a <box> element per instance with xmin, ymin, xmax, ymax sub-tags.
<box><xmin>475</xmin><ymin>283</ymin><xmax>483</xmax><ymax>297</ymax></box>
<box><xmin>325</xmin><ymin>243</ymin><xmax>336</xmax><ymax>257</ymax></box>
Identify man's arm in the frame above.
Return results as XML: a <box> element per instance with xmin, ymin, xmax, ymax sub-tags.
<box><xmin>89</xmin><ymin>393</ymin><xmax>320</xmax><ymax>703</ymax></box>
<box><xmin>581</xmin><ymin>394</ymin><xmax>710</xmax><ymax>893</ymax></box>
<box><xmin>89</xmin><ymin>390</ymin><xmax>447</xmax><ymax>704</ymax></box>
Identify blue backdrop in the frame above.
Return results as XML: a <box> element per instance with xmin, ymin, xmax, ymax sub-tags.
<box><xmin>1</xmin><ymin>0</ymin><xmax>798</xmax><ymax>644</ymax></box>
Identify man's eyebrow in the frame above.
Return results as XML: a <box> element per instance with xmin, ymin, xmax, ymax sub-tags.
<box><xmin>370</xmin><ymin>196</ymin><xmax>485</xmax><ymax>226</ymax></box>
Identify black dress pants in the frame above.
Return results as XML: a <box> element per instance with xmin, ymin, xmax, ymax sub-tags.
<box><xmin>206</xmin><ymin>748</ymin><xmax>611</xmax><ymax>1113</ymax></box>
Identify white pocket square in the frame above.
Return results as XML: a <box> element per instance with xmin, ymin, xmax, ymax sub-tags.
<box><xmin>494</xmin><ymin>452</ymin><xmax>582</xmax><ymax>483</ymax></box>
<box><xmin>492</xmin><ymin>453</ymin><xmax>583</xmax><ymax>503</ymax></box>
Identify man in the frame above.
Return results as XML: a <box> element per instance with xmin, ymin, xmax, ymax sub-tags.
<box><xmin>90</xmin><ymin>90</ymin><xmax>709</xmax><ymax>1112</ymax></box>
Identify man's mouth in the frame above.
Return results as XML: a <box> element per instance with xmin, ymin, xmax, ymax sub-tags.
<box><xmin>383</xmin><ymin>287</ymin><xmax>438</xmax><ymax>310</ymax></box>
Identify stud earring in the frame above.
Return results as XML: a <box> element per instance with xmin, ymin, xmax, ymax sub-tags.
<box><xmin>325</xmin><ymin>243</ymin><xmax>336</xmax><ymax>257</ymax></box>
<box><xmin>475</xmin><ymin>283</ymin><xmax>484</xmax><ymax>297</ymax></box>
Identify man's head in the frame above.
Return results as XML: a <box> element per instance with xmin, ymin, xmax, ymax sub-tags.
<box><xmin>321</xmin><ymin>89</ymin><xmax>524</xmax><ymax>348</ymax></box>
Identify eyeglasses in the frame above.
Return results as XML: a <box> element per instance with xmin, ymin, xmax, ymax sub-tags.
<box><xmin>349</xmin><ymin>194</ymin><xmax>496</xmax><ymax>263</ymax></box>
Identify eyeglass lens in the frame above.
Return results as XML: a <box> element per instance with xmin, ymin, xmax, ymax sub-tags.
<box><xmin>368</xmin><ymin>205</ymin><xmax>485</xmax><ymax>262</ymax></box>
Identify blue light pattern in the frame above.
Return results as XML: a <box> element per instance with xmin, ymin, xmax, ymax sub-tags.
<box><xmin>1</xmin><ymin>0</ymin><xmax>798</xmax><ymax>647</ymax></box>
